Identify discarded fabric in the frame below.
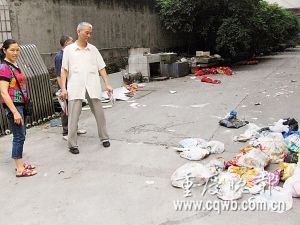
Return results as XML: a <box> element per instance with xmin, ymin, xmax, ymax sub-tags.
<box><xmin>219</xmin><ymin>111</ymin><xmax>248</xmax><ymax>129</ymax></box>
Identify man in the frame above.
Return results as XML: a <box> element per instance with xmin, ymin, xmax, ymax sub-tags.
<box><xmin>54</xmin><ymin>35</ymin><xmax>86</xmax><ymax>140</ymax></box>
<box><xmin>60</xmin><ymin>22</ymin><xmax>113</xmax><ymax>154</ymax></box>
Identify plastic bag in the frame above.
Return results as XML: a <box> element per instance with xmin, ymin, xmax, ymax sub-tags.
<box><xmin>256</xmin><ymin>133</ymin><xmax>287</xmax><ymax>163</ymax></box>
<box><xmin>237</xmin><ymin>148</ymin><xmax>270</xmax><ymax>169</ymax></box>
<box><xmin>276</xmin><ymin>162</ymin><xmax>297</xmax><ymax>181</ymax></box>
<box><xmin>171</xmin><ymin>162</ymin><xmax>212</xmax><ymax>188</ymax></box>
<box><xmin>251</xmin><ymin>187</ymin><xmax>293</xmax><ymax>213</ymax></box>
<box><xmin>176</xmin><ymin>138</ymin><xmax>225</xmax><ymax>160</ymax></box>
<box><xmin>282</xmin><ymin>118</ymin><xmax>298</xmax><ymax>131</ymax></box>
<box><xmin>283</xmin><ymin>164</ymin><xmax>300</xmax><ymax>197</ymax></box>
<box><xmin>180</xmin><ymin>146</ymin><xmax>210</xmax><ymax>160</ymax></box>
<box><xmin>213</xmin><ymin>172</ymin><xmax>244</xmax><ymax>200</ymax></box>
<box><xmin>284</xmin><ymin>152</ymin><xmax>300</xmax><ymax>163</ymax></box>
<box><xmin>206</xmin><ymin>157</ymin><xmax>225</xmax><ymax>175</ymax></box>
<box><xmin>228</xmin><ymin>165</ymin><xmax>250</xmax><ymax>176</ymax></box>
<box><xmin>269</xmin><ymin>119</ymin><xmax>289</xmax><ymax>133</ymax></box>
<box><xmin>225</xmin><ymin>146</ymin><xmax>253</xmax><ymax>168</ymax></box>
<box><xmin>251</xmin><ymin>170</ymin><xmax>280</xmax><ymax>187</ymax></box>
<box><xmin>286</xmin><ymin>134</ymin><xmax>300</xmax><ymax>153</ymax></box>
<box><xmin>178</xmin><ymin>138</ymin><xmax>206</xmax><ymax>149</ymax></box>
<box><xmin>207</xmin><ymin>141</ymin><xmax>225</xmax><ymax>154</ymax></box>
<box><xmin>240</xmin><ymin>168</ymin><xmax>262</xmax><ymax>187</ymax></box>
<box><xmin>233</xmin><ymin>123</ymin><xmax>260</xmax><ymax>142</ymax></box>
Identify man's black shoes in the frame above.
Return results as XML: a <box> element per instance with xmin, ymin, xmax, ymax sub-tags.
<box><xmin>102</xmin><ymin>141</ymin><xmax>110</xmax><ymax>148</ymax></box>
<box><xmin>69</xmin><ymin>147</ymin><xmax>80</xmax><ymax>154</ymax></box>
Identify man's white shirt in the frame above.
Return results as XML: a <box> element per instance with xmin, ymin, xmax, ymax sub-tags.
<box><xmin>62</xmin><ymin>42</ymin><xmax>106</xmax><ymax>100</ymax></box>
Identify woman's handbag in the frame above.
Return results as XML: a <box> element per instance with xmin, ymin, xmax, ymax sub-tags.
<box><xmin>8</xmin><ymin>65</ymin><xmax>33</xmax><ymax>116</ymax></box>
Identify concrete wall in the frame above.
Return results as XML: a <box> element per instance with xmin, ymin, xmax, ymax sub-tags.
<box><xmin>8</xmin><ymin>0</ymin><xmax>186</xmax><ymax>67</ymax></box>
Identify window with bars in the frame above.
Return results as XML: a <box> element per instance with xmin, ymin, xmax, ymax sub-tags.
<box><xmin>0</xmin><ymin>0</ymin><xmax>12</xmax><ymax>43</ymax></box>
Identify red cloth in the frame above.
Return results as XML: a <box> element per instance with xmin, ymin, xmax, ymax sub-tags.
<box><xmin>200</xmin><ymin>75</ymin><xmax>221</xmax><ymax>84</ymax></box>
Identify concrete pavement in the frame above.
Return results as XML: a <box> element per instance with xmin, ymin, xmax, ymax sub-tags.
<box><xmin>1</xmin><ymin>47</ymin><xmax>300</xmax><ymax>225</ymax></box>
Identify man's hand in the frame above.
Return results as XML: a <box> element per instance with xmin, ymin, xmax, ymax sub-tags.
<box><xmin>106</xmin><ymin>84</ymin><xmax>113</xmax><ymax>96</ymax></box>
<box><xmin>60</xmin><ymin>89</ymin><xmax>68</xmax><ymax>100</ymax></box>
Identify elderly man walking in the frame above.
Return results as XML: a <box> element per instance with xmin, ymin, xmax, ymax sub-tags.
<box><xmin>60</xmin><ymin>22</ymin><xmax>112</xmax><ymax>154</ymax></box>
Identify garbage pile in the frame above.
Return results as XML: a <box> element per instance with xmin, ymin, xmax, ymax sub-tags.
<box><xmin>170</xmin><ymin>117</ymin><xmax>300</xmax><ymax>212</ymax></box>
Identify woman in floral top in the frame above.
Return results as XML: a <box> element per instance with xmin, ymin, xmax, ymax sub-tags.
<box><xmin>0</xmin><ymin>39</ymin><xmax>37</xmax><ymax>177</ymax></box>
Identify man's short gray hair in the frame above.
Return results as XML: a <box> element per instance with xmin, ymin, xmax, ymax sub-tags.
<box><xmin>77</xmin><ymin>22</ymin><xmax>93</xmax><ymax>32</ymax></box>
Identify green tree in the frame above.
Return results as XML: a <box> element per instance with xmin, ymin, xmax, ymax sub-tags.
<box><xmin>156</xmin><ymin>0</ymin><xmax>300</xmax><ymax>59</ymax></box>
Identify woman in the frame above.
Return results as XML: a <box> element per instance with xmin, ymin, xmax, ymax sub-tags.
<box><xmin>0</xmin><ymin>39</ymin><xmax>37</xmax><ymax>177</ymax></box>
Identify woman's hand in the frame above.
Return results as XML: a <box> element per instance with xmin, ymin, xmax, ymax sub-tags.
<box><xmin>13</xmin><ymin>111</ymin><xmax>23</xmax><ymax>125</ymax></box>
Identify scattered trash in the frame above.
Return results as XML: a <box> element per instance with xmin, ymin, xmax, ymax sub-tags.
<box><xmin>219</xmin><ymin>111</ymin><xmax>248</xmax><ymax>129</ymax></box>
<box><xmin>101</xmin><ymin>99</ymin><xmax>110</xmax><ymax>103</ymax></box>
<box><xmin>58</xmin><ymin>170</ymin><xmax>65</xmax><ymax>175</ymax></box>
<box><xmin>252</xmin><ymin>133</ymin><xmax>287</xmax><ymax>163</ymax></box>
<box><xmin>171</xmin><ymin>158</ymin><xmax>225</xmax><ymax>189</ymax></box>
<box><xmin>283</xmin><ymin>118</ymin><xmax>299</xmax><ymax>131</ymax></box>
<box><xmin>214</xmin><ymin>172</ymin><xmax>244</xmax><ymax>200</ymax></box>
<box><xmin>291</xmin><ymin>80</ymin><xmax>297</xmax><ymax>83</ymax></box>
<box><xmin>167</xmin><ymin>129</ymin><xmax>176</xmax><ymax>132</ymax></box>
<box><xmin>169</xmin><ymin>90</ymin><xmax>177</xmax><ymax>94</ymax></box>
<box><xmin>254</xmin><ymin>102</ymin><xmax>261</xmax><ymax>106</ymax></box>
<box><xmin>190</xmin><ymin>103</ymin><xmax>210</xmax><ymax>108</ymax></box>
<box><xmin>194</xmin><ymin>67</ymin><xmax>233</xmax><ymax>76</ymax></box>
<box><xmin>233</xmin><ymin>123</ymin><xmax>260</xmax><ymax>142</ymax></box>
<box><xmin>286</xmin><ymin>134</ymin><xmax>300</xmax><ymax>153</ymax></box>
<box><xmin>175</xmin><ymin>138</ymin><xmax>225</xmax><ymax>161</ymax></box>
<box><xmin>179</xmin><ymin>146</ymin><xmax>210</xmax><ymax>161</ymax></box>
<box><xmin>200</xmin><ymin>75</ymin><xmax>221</xmax><ymax>84</ymax></box>
<box><xmin>102</xmin><ymin>105</ymin><xmax>113</xmax><ymax>109</ymax></box>
<box><xmin>50</xmin><ymin>118</ymin><xmax>61</xmax><ymax>127</ymax></box>
<box><xmin>251</xmin><ymin>187</ymin><xmax>293</xmax><ymax>213</ymax></box>
<box><xmin>129</xmin><ymin>103</ymin><xmax>141</xmax><ymax>109</ymax></box>
<box><xmin>102</xmin><ymin>87</ymin><xmax>131</xmax><ymax>101</ymax></box>
<box><xmin>161</xmin><ymin>105</ymin><xmax>180</xmax><ymax>108</ymax></box>
<box><xmin>283</xmin><ymin>164</ymin><xmax>300</xmax><ymax>197</ymax></box>
<box><xmin>276</xmin><ymin>162</ymin><xmax>297</xmax><ymax>181</ymax></box>
<box><xmin>145</xmin><ymin>180</ymin><xmax>155</xmax><ymax>185</ymax></box>
<box><xmin>171</xmin><ymin>115</ymin><xmax>299</xmax><ymax>205</ymax></box>
<box><xmin>284</xmin><ymin>152</ymin><xmax>300</xmax><ymax>163</ymax></box>
<box><xmin>237</xmin><ymin>148</ymin><xmax>270</xmax><ymax>169</ymax></box>
<box><xmin>171</xmin><ymin>162</ymin><xmax>212</xmax><ymax>188</ymax></box>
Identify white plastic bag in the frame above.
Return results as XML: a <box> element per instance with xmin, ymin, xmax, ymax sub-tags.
<box><xmin>171</xmin><ymin>162</ymin><xmax>213</xmax><ymax>188</ymax></box>
<box><xmin>251</xmin><ymin>187</ymin><xmax>293</xmax><ymax>213</ymax></box>
<box><xmin>256</xmin><ymin>133</ymin><xmax>287</xmax><ymax>163</ymax></box>
<box><xmin>269</xmin><ymin>119</ymin><xmax>289</xmax><ymax>133</ymax></box>
<box><xmin>214</xmin><ymin>172</ymin><xmax>244</xmax><ymax>200</ymax></box>
<box><xmin>180</xmin><ymin>146</ymin><xmax>210</xmax><ymax>160</ymax></box>
<box><xmin>237</xmin><ymin>148</ymin><xmax>270</xmax><ymax>168</ymax></box>
<box><xmin>283</xmin><ymin>164</ymin><xmax>300</xmax><ymax>197</ymax></box>
<box><xmin>207</xmin><ymin>141</ymin><xmax>225</xmax><ymax>154</ymax></box>
<box><xmin>233</xmin><ymin>123</ymin><xmax>260</xmax><ymax>142</ymax></box>
<box><xmin>178</xmin><ymin>138</ymin><xmax>206</xmax><ymax>149</ymax></box>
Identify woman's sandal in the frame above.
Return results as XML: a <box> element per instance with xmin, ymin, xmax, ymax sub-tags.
<box><xmin>16</xmin><ymin>168</ymin><xmax>37</xmax><ymax>177</ymax></box>
<box><xmin>15</xmin><ymin>163</ymin><xmax>36</xmax><ymax>171</ymax></box>
<box><xmin>23</xmin><ymin>163</ymin><xmax>36</xmax><ymax>170</ymax></box>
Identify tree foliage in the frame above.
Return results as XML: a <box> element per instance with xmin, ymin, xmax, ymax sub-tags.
<box><xmin>156</xmin><ymin>0</ymin><xmax>300</xmax><ymax>59</ymax></box>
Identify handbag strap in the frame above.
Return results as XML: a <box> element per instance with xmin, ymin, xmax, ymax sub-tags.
<box><xmin>6</xmin><ymin>63</ymin><xmax>27</xmax><ymax>101</ymax></box>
